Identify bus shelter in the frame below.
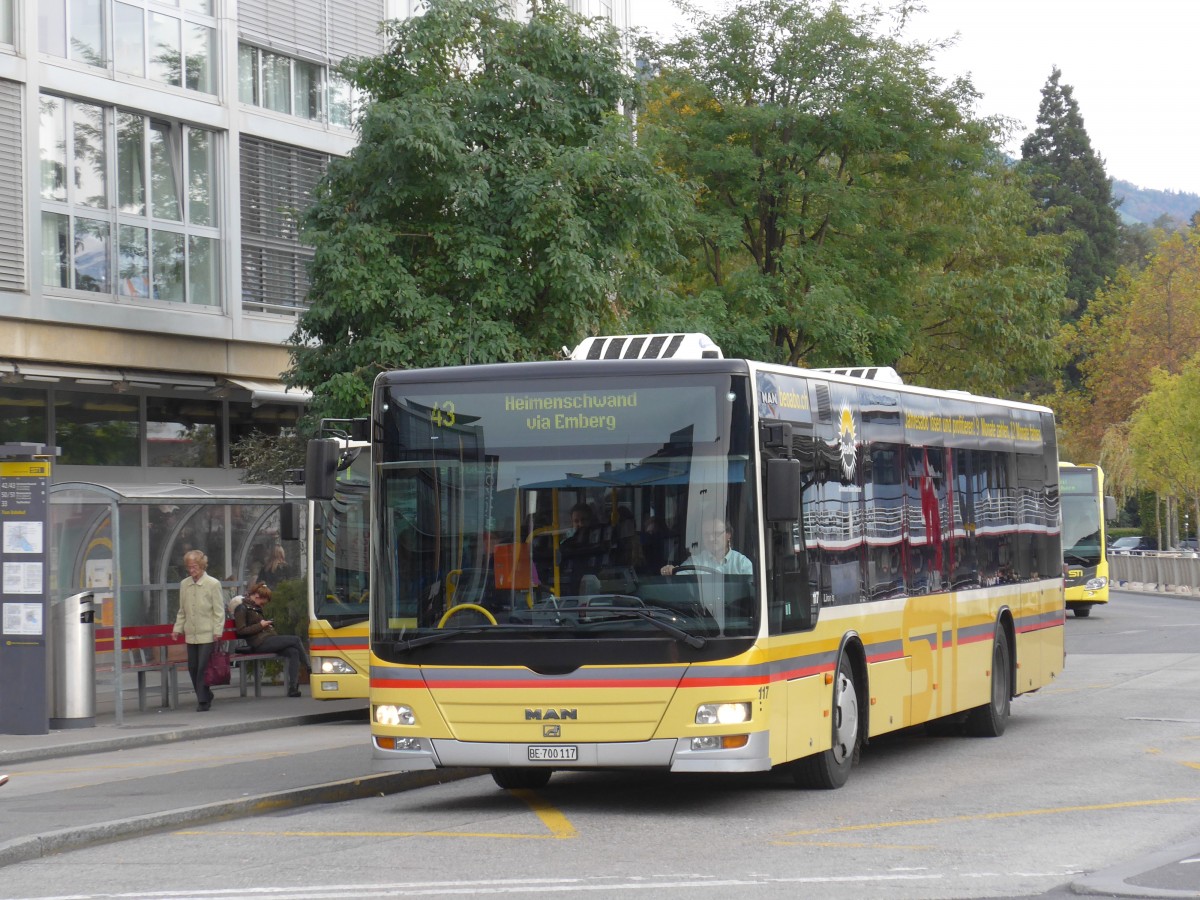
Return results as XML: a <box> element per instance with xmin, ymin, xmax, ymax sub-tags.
<box><xmin>48</xmin><ymin>481</ymin><xmax>306</xmax><ymax>724</ymax></box>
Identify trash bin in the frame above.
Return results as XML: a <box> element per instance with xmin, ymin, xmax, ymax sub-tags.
<box><xmin>49</xmin><ymin>591</ymin><xmax>96</xmax><ymax>729</ymax></box>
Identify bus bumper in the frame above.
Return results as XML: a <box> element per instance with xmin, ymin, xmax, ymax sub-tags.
<box><xmin>371</xmin><ymin>731</ymin><xmax>772</xmax><ymax>774</ymax></box>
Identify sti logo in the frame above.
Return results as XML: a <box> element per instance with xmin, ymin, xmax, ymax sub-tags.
<box><xmin>525</xmin><ymin>709</ymin><xmax>578</xmax><ymax>721</ymax></box>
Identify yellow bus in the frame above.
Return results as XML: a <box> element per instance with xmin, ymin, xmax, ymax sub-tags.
<box><xmin>305</xmin><ymin>427</ymin><xmax>371</xmax><ymax>700</ymax></box>
<box><xmin>1058</xmin><ymin>462</ymin><xmax>1117</xmax><ymax>618</ymax></box>
<box><xmin>309</xmin><ymin>334</ymin><xmax>1064</xmax><ymax>788</ymax></box>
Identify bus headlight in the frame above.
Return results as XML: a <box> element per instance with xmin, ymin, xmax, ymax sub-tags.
<box><xmin>375</xmin><ymin>704</ymin><xmax>416</xmax><ymax>726</ymax></box>
<box><xmin>1085</xmin><ymin>576</ymin><xmax>1108</xmax><ymax>591</ymax></box>
<box><xmin>314</xmin><ymin>657</ymin><xmax>357</xmax><ymax>675</ymax></box>
<box><xmin>695</xmin><ymin>702</ymin><xmax>751</xmax><ymax>725</ymax></box>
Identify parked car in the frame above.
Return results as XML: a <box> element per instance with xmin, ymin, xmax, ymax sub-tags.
<box><xmin>1110</xmin><ymin>535</ymin><xmax>1156</xmax><ymax>553</ymax></box>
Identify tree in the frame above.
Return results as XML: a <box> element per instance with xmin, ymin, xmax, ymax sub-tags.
<box><xmin>1020</xmin><ymin>67</ymin><xmax>1121</xmax><ymax>315</ymax></box>
<box><xmin>288</xmin><ymin>0</ymin><xmax>687</xmax><ymax>419</ymax></box>
<box><xmin>894</xmin><ymin>154</ymin><xmax>1069</xmax><ymax>394</ymax></box>
<box><xmin>636</xmin><ymin>0</ymin><xmax>1066</xmax><ymax>392</ymax></box>
<box><xmin>1062</xmin><ymin>227</ymin><xmax>1200</xmax><ymax>462</ymax></box>
<box><xmin>1127</xmin><ymin>361</ymin><xmax>1200</xmax><ymax>548</ymax></box>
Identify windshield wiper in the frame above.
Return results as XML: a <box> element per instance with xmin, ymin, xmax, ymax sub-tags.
<box><xmin>393</xmin><ymin>627</ymin><xmax>489</xmax><ymax>651</ymax></box>
<box><xmin>573</xmin><ymin>607</ymin><xmax>708</xmax><ymax>648</ymax></box>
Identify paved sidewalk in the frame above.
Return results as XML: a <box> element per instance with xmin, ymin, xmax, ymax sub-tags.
<box><xmin>0</xmin><ymin>680</ymin><xmax>477</xmax><ymax>870</ymax></box>
<box><xmin>1</xmin><ymin>683</ymin><xmax>364</xmax><ymax>765</ymax></box>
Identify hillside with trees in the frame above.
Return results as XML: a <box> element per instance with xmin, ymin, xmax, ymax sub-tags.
<box><xmin>1111</xmin><ymin>180</ymin><xmax>1200</xmax><ymax>227</ymax></box>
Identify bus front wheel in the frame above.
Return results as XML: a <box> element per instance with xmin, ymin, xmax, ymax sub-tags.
<box><xmin>793</xmin><ymin>653</ymin><xmax>860</xmax><ymax>789</ymax></box>
<box><xmin>1072</xmin><ymin>605</ymin><xmax>1093</xmax><ymax>618</ymax></box>
<box><xmin>491</xmin><ymin>767</ymin><xmax>552</xmax><ymax>790</ymax></box>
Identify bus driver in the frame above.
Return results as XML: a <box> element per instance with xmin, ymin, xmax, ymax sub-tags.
<box><xmin>660</xmin><ymin>518</ymin><xmax>752</xmax><ymax>577</ymax></box>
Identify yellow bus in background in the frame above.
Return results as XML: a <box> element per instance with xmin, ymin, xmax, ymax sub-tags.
<box><xmin>308</xmin><ymin>334</ymin><xmax>1065</xmax><ymax>789</ymax></box>
<box><xmin>306</xmin><ymin>427</ymin><xmax>370</xmax><ymax>700</ymax></box>
<box><xmin>1058</xmin><ymin>462</ymin><xmax>1117</xmax><ymax>618</ymax></box>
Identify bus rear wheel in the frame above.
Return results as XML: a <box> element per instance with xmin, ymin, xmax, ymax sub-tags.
<box><xmin>491</xmin><ymin>767</ymin><xmax>552</xmax><ymax>790</ymax></box>
<box><xmin>793</xmin><ymin>653</ymin><xmax>860</xmax><ymax>789</ymax></box>
<box><xmin>966</xmin><ymin>627</ymin><xmax>1011</xmax><ymax>737</ymax></box>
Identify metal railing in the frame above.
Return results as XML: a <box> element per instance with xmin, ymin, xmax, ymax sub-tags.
<box><xmin>1110</xmin><ymin>550</ymin><xmax>1200</xmax><ymax>593</ymax></box>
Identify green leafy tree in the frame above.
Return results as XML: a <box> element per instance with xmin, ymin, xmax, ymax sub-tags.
<box><xmin>1061</xmin><ymin>226</ymin><xmax>1200</xmax><ymax>462</ymax></box>
<box><xmin>636</xmin><ymin>0</ymin><xmax>1065</xmax><ymax>392</ymax></box>
<box><xmin>1128</xmin><ymin>361</ymin><xmax>1200</xmax><ymax>547</ymax></box>
<box><xmin>288</xmin><ymin>0</ymin><xmax>687</xmax><ymax>419</ymax></box>
<box><xmin>895</xmin><ymin>155</ymin><xmax>1069</xmax><ymax>394</ymax></box>
<box><xmin>1020</xmin><ymin>67</ymin><xmax>1121</xmax><ymax>315</ymax></box>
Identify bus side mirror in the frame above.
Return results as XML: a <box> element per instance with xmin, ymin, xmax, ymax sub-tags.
<box><xmin>765</xmin><ymin>458</ymin><xmax>801</xmax><ymax>521</ymax></box>
<box><xmin>306</xmin><ymin>438</ymin><xmax>340</xmax><ymax>501</ymax></box>
<box><xmin>1104</xmin><ymin>495</ymin><xmax>1118</xmax><ymax>522</ymax></box>
<box><xmin>279</xmin><ymin>502</ymin><xmax>301</xmax><ymax>541</ymax></box>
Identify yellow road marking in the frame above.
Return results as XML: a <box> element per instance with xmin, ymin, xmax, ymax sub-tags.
<box><xmin>510</xmin><ymin>788</ymin><xmax>577</xmax><ymax>839</ymax></box>
<box><xmin>785</xmin><ymin>797</ymin><xmax>1200</xmax><ymax>837</ymax></box>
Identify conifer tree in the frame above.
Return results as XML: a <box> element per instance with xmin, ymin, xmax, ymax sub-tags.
<box><xmin>1021</xmin><ymin>67</ymin><xmax>1121</xmax><ymax>315</ymax></box>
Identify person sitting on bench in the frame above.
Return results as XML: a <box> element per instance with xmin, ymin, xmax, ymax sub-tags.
<box><xmin>234</xmin><ymin>583</ymin><xmax>310</xmax><ymax>698</ymax></box>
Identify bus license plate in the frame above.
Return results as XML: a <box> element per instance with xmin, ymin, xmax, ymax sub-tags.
<box><xmin>527</xmin><ymin>745</ymin><xmax>577</xmax><ymax>762</ymax></box>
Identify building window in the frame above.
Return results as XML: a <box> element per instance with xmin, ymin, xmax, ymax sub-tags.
<box><xmin>39</xmin><ymin>0</ymin><xmax>217</xmax><ymax>96</ymax></box>
<box><xmin>40</xmin><ymin>93</ymin><xmax>221</xmax><ymax>305</ymax></box>
<box><xmin>0</xmin><ymin>387</ymin><xmax>48</xmax><ymax>443</ymax></box>
<box><xmin>147</xmin><ymin>396</ymin><xmax>220</xmax><ymax>466</ymax></box>
<box><xmin>0</xmin><ymin>79</ymin><xmax>25</xmax><ymax>292</ymax></box>
<box><xmin>239</xmin><ymin>44</ymin><xmax>361</xmax><ymax>127</ymax></box>
<box><xmin>240</xmin><ymin>135</ymin><xmax>327</xmax><ymax>315</ymax></box>
<box><xmin>56</xmin><ymin>389</ymin><xmax>141</xmax><ymax>466</ymax></box>
<box><xmin>229</xmin><ymin>400</ymin><xmax>301</xmax><ymax>443</ymax></box>
<box><xmin>1</xmin><ymin>0</ymin><xmax>15</xmax><ymax>46</ymax></box>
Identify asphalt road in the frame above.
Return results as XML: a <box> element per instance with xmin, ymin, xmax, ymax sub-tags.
<box><xmin>0</xmin><ymin>588</ymin><xmax>1197</xmax><ymax>899</ymax></box>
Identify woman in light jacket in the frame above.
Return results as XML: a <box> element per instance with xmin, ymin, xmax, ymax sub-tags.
<box><xmin>173</xmin><ymin>549</ymin><xmax>226</xmax><ymax>711</ymax></box>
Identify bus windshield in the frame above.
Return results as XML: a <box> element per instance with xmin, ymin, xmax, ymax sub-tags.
<box><xmin>311</xmin><ymin>444</ymin><xmax>370</xmax><ymax>626</ymax></box>
<box><xmin>1060</xmin><ymin>467</ymin><xmax>1102</xmax><ymax>566</ymax></box>
<box><xmin>371</xmin><ymin>371</ymin><xmax>758</xmax><ymax>656</ymax></box>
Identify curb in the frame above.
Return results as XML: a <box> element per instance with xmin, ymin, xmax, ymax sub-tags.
<box><xmin>0</xmin><ymin>707</ymin><xmax>367</xmax><ymax>766</ymax></box>
<box><xmin>1070</xmin><ymin>835</ymin><xmax>1200</xmax><ymax>899</ymax></box>
<box><xmin>0</xmin><ymin>768</ymin><xmax>481</xmax><ymax>870</ymax></box>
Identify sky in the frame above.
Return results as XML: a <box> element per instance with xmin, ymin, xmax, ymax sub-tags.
<box><xmin>629</xmin><ymin>0</ymin><xmax>1200</xmax><ymax>196</ymax></box>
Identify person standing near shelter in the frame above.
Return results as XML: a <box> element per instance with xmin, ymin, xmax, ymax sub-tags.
<box><xmin>173</xmin><ymin>549</ymin><xmax>226</xmax><ymax>712</ymax></box>
<box><xmin>254</xmin><ymin>543</ymin><xmax>292</xmax><ymax>588</ymax></box>
<box><xmin>235</xmin><ymin>582</ymin><xmax>309</xmax><ymax>697</ymax></box>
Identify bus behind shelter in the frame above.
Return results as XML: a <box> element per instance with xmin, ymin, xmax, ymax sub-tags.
<box><xmin>48</xmin><ymin>481</ymin><xmax>306</xmax><ymax>724</ymax></box>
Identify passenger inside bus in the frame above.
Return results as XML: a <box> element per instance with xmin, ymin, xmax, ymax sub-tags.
<box><xmin>558</xmin><ymin>503</ymin><xmax>611</xmax><ymax>594</ymax></box>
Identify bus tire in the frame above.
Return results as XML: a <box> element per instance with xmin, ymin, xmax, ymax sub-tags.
<box><xmin>491</xmin><ymin>767</ymin><xmax>552</xmax><ymax>790</ymax></box>
<box><xmin>1073</xmin><ymin>605</ymin><xmax>1092</xmax><ymax>618</ymax></box>
<box><xmin>966</xmin><ymin>627</ymin><xmax>1011</xmax><ymax>737</ymax></box>
<box><xmin>793</xmin><ymin>653</ymin><xmax>860</xmax><ymax>789</ymax></box>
